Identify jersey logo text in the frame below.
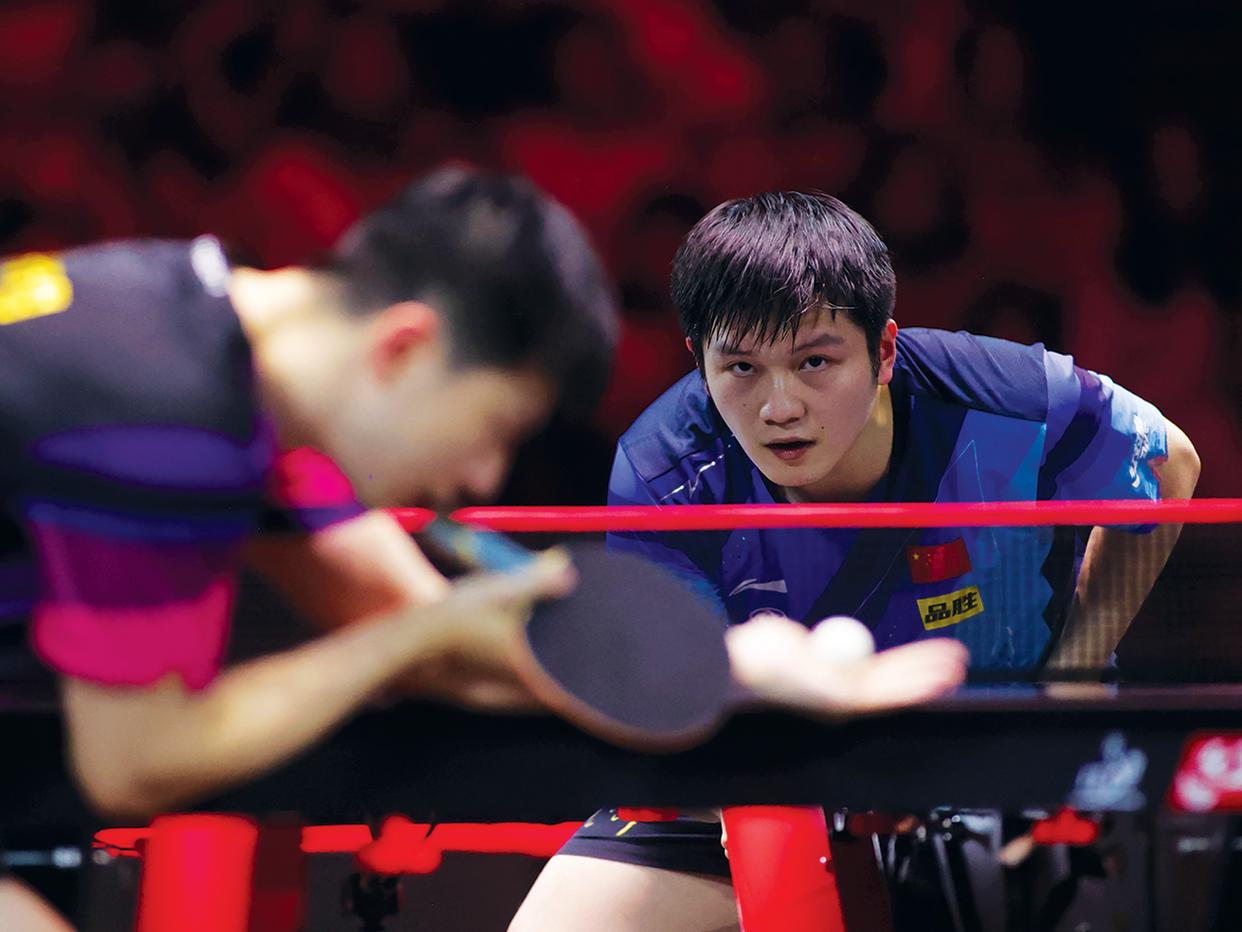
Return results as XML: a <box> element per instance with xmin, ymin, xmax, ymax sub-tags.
<box><xmin>917</xmin><ymin>585</ymin><xmax>984</xmax><ymax>630</ymax></box>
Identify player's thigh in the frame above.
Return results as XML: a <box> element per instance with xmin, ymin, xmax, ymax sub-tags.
<box><xmin>0</xmin><ymin>877</ymin><xmax>74</xmax><ymax>932</ymax></box>
<box><xmin>510</xmin><ymin>853</ymin><xmax>739</xmax><ymax>932</ymax></box>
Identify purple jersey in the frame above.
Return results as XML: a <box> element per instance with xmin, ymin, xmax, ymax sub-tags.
<box><xmin>0</xmin><ymin>239</ymin><xmax>363</xmax><ymax>689</ymax></box>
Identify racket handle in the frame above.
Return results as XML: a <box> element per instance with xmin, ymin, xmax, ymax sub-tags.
<box><xmin>420</xmin><ymin>516</ymin><xmax>535</xmax><ymax>572</ymax></box>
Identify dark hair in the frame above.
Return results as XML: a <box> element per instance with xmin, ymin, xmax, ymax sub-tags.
<box><xmin>671</xmin><ymin>191</ymin><xmax>895</xmax><ymax>371</ymax></box>
<box><xmin>328</xmin><ymin>166</ymin><xmax>618</xmax><ymax>415</ymax></box>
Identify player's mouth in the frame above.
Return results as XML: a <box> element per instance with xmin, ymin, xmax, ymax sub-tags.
<box><xmin>765</xmin><ymin>439</ymin><xmax>814</xmax><ymax>462</ymax></box>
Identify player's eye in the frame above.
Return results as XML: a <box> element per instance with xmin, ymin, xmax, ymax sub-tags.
<box><xmin>802</xmin><ymin>355</ymin><xmax>832</xmax><ymax>371</ymax></box>
<box><xmin>727</xmin><ymin>361</ymin><xmax>754</xmax><ymax>376</ymax></box>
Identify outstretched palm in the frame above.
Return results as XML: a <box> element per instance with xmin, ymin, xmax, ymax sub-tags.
<box><xmin>725</xmin><ymin>613</ymin><xmax>968</xmax><ymax>717</ymax></box>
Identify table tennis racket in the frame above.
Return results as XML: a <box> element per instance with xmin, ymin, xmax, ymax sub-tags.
<box><xmin>418</xmin><ymin>517</ymin><xmax>735</xmax><ymax>751</ymax></box>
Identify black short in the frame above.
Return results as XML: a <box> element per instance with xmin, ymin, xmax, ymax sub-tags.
<box><xmin>557</xmin><ymin>809</ymin><xmax>730</xmax><ymax>879</ymax></box>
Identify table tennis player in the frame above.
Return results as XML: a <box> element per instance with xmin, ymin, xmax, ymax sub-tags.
<box><xmin>0</xmin><ymin>171</ymin><xmax>969</xmax><ymax>928</ymax></box>
<box><xmin>513</xmin><ymin>191</ymin><xmax>1201</xmax><ymax>931</ymax></box>
<box><xmin>0</xmin><ymin>166</ymin><xmax>616</xmax><ymax>927</ymax></box>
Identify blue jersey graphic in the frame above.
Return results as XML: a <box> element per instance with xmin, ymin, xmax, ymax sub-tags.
<box><xmin>607</xmin><ymin>329</ymin><xmax>1167</xmax><ymax>669</ymax></box>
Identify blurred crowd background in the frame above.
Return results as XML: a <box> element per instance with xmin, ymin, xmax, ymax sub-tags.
<box><xmin>1</xmin><ymin>0</ymin><xmax>1240</xmax><ymax>505</ymax></box>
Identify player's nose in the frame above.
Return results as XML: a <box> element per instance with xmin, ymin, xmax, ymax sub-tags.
<box><xmin>759</xmin><ymin>376</ymin><xmax>805</xmax><ymax>425</ymax></box>
<box><xmin>460</xmin><ymin>449</ymin><xmax>508</xmax><ymax>503</ymax></box>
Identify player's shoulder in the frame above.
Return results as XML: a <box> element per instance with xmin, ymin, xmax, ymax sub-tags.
<box><xmin>1</xmin><ymin>234</ymin><xmax>253</xmax><ymax>447</ymax></box>
<box><xmin>61</xmin><ymin>237</ymin><xmax>195</xmax><ymax>265</ymax></box>
<box><xmin>60</xmin><ymin>236</ymin><xmax>230</xmax><ymax>299</ymax></box>
<box><xmin>895</xmin><ymin>327</ymin><xmax>1050</xmax><ymax>422</ymax></box>
<box><xmin>617</xmin><ymin>371</ymin><xmax>729</xmax><ymax>484</ymax></box>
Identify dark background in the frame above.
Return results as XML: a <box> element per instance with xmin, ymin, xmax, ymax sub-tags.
<box><xmin>4</xmin><ymin>0</ymin><xmax>1241</xmax><ymax>674</ymax></box>
<box><xmin>2</xmin><ymin>0</ymin><xmax>1240</xmax><ymax>504</ymax></box>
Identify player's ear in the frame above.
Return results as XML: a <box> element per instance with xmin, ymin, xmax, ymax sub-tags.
<box><xmin>876</xmin><ymin>319</ymin><xmax>898</xmax><ymax>386</ymax></box>
<box><xmin>369</xmin><ymin>301</ymin><xmax>442</xmax><ymax>383</ymax></box>
<box><xmin>687</xmin><ymin>338</ymin><xmax>711</xmax><ymax>396</ymax></box>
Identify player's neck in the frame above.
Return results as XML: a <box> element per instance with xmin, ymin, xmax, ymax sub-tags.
<box><xmin>228</xmin><ymin>267</ymin><xmax>359</xmax><ymax>449</ymax></box>
<box><xmin>782</xmin><ymin>384</ymin><xmax>893</xmax><ymax>504</ymax></box>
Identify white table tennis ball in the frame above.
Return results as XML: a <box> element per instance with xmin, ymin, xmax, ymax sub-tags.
<box><xmin>810</xmin><ymin>615</ymin><xmax>875</xmax><ymax>667</ymax></box>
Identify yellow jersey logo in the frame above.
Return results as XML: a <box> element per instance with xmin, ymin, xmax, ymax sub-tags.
<box><xmin>918</xmin><ymin>585</ymin><xmax>984</xmax><ymax>630</ymax></box>
<box><xmin>0</xmin><ymin>254</ymin><xmax>73</xmax><ymax>326</ymax></box>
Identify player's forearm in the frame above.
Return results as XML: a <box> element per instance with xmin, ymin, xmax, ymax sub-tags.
<box><xmin>1048</xmin><ymin>420</ymin><xmax>1200</xmax><ymax>669</ymax></box>
<box><xmin>1047</xmin><ymin>523</ymin><xmax>1180</xmax><ymax>669</ymax></box>
<box><xmin>245</xmin><ymin>510</ymin><xmax>450</xmax><ymax>631</ymax></box>
<box><xmin>66</xmin><ymin>605</ymin><xmax>453</xmax><ymax>818</ymax></box>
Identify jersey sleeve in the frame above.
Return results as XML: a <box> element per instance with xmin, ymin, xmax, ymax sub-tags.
<box><xmin>1039</xmin><ymin>350</ymin><xmax>1168</xmax><ymax>504</ymax></box>
<box><xmin>26</xmin><ymin>447</ymin><xmax>364</xmax><ymax>689</ymax></box>
<box><xmin>259</xmin><ymin>447</ymin><xmax>367</xmax><ymax>534</ymax></box>
<box><xmin>20</xmin><ymin>425</ymin><xmax>267</xmax><ymax>690</ymax></box>
<box><xmin>26</xmin><ymin>501</ymin><xmax>242</xmax><ymax>691</ymax></box>
<box><xmin>605</xmin><ymin>446</ymin><xmax>726</xmax><ymax>614</ymax></box>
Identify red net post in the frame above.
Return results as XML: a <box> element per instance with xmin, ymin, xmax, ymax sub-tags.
<box><xmin>721</xmin><ymin>806</ymin><xmax>845</xmax><ymax>932</ymax></box>
<box><xmin>136</xmin><ymin>815</ymin><xmax>259</xmax><ymax>932</ymax></box>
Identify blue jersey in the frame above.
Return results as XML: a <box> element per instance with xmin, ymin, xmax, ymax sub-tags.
<box><xmin>607</xmin><ymin>329</ymin><xmax>1167</xmax><ymax>669</ymax></box>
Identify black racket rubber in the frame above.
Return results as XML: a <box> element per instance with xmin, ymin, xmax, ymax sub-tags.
<box><xmin>418</xmin><ymin>519</ymin><xmax>734</xmax><ymax>749</ymax></box>
<box><xmin>522</xmin><ymin>542</ymin><xmax>733</xmax><ymax>749</ymax></box>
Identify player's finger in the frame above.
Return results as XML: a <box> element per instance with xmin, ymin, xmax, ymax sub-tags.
<box><xmin>526</xmin><ymin>547</ymin><xmax>578</xmax><ymax>599</ymax></box>
<box><xmin>457</xmin><ymin>547</ymin><xmax>578</xmax><ymax>606</ymax></box>
<box><xmin>444</xmin><ymin>679</ymin><xmax>547</xmax><ymax>711</ymax></box>
<box><xmin>854</xmin><ymin>667</ymin><xmax>961</xmax><ymax>710</ymax></box>
<box><xmin>874</xmin><ymin>639</ymin><xmax>968</xmax><ymax>672</ymax></box>
<box><xmin>849</xmin><ymin>641</ymin><xmax>967</xmax><ymax>710</ymax></box>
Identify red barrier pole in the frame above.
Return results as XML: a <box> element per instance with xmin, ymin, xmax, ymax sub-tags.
<box><xmin>136</xmin><ymin>815</ymin><xmax>258</xmax><ymax>932</ymax></box>
<box><xmin>722</xmin><ymin>806</ymin><xmax>845</xmax><ymax>932</ymax></box>
<box><xmin>246</xmin><ymin>819</ymin><xmax>305</xmax><ymax>932</ymax></box>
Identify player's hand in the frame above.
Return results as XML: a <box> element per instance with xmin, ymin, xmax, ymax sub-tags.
<box><xmin>397</xmin><ymin>549</ymin><xmax>576</xmax><ymax>711</ymax></box>
<box><xmin>724</xmin><ymin>613</ymin><xmax>967</xmax><ymax>717</ymax></box>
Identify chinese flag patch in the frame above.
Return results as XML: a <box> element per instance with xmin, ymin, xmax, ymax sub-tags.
<box><xmin>906</xmin><ymin>538</ymin><xmax>972</xmax><ymax>584</ymax></box>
